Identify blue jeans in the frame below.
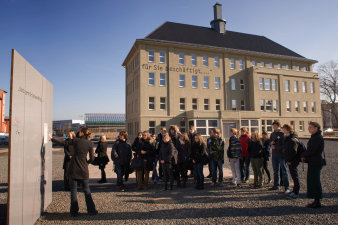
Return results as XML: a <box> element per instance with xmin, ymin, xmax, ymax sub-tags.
<box><xmin>193</xmin><ymin>163</ymin><xmax>204</xmax><ymax>188</ymax></box>
<box><xmin>152</xmin><ymin>158</ymin><xmax>159</xmax><ymax>182</ymax></box>
<box><xmin>70</xmin><ymin>179</ymin><xmax>96</xmax><ymax>214</ymax></box>
<box><xmin>210</xmin><ymin>160</ymin><xmax>223</xmax><ymax>183</ymax></box>
<box><xmin>240</xmin><ymin>156</ymin><xmax>250</xmax><ymax>180</ymax></box>
<box><xmin>272</xmin><ymin>155</ymin><xmax>290</xmax><ymax>190</ymax></box>
<box><xmin>116</xmin><ymin>164</ymin><xmax>127</xmax><ymax>186</ymax></box>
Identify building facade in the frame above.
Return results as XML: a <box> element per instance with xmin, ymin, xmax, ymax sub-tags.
<box><xmin>123</xmin><ymin>3</ymin><xmax>322</xmax><ymax>139</ymax></box>
<box><xmin>53</xmin><ymin>119</ymin><xmax>85</xmax><ymax>136</ymax></box>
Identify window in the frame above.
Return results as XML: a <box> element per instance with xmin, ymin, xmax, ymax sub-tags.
<box><xmin>240</xmin><ymin>100</ymin><xmax>245</xmax><ymax>110</ymax></box>
<box><xmin>265</xmin><ymin>78</ymin><xmax>271</xmax><ymax>90</ymax></box>
<box><xmin>192</xmin><ymin>55</ymin><xmax>197</xmax><ymax>66</ymax></box>
<box><xmin>277</xmin><ymin>64</ymin><xmax>281</xmax><ymax>69</ymax></box>
<box><xmin>180</xmin><ymin>98</ymin><xmax>185</xmax><ymax>110</ymax></box>
<box><xmin>192</xmin><ymin>75</ymin><xmax>197</xmax><ymax>88</ymax></box>
<box><xmin>148</xmin><ymin>50</ymin><xmax>154</xmax><ymax>62</ymax></box>
<box><xmin>311</xmin><ymin>102</ymin><xmax>316</xmax><ymax>113</ymax></box>
<box><xmin>180</xmin><ymin>120</ymin><xmax>186</xmax><ymax>133</ymax></box>
<box><xmin>273</xmin><ymin>100</ymin><xmax>277</xmax><ymax>112</ymax></box>
<box><xmin>149</xmin><ymin>97</ymin><xmax>155</xmax><ymax>110</ymax></box>
<box><xmin>286</xmin><ymin>101</ymin><xmax>291</xmax><ymax>112</ymax></box>
<box><xmin>215</xmin><ymin>77</ymin><xmax>220</xmax><ymax>89</ymax></box>
<box><xmin>290</xmin><ymin>121</ymin><xmax>295</xmax><ymax>131</ymax></box>
<box><xmin>204</xmin><ymin>99</ymin><xmax>209</xmax><ymax>110</ymax></box>
<box><xmin>214</xmin><ymin>57</ymin><xmax>219</xmax><ymax>67</ymax></box>
<box><xmin>203</xmin><ymin>56</ymin><xmax>208</xmax><ymax>66</ymax></box>
<box><xmin>159</xmin><ymin>51</ymin><xmax>165</xmax><ymax>63</ymax></box>
<box><xmin>294</xmin><ymin>81</ymin><xmax>298</xmax><ymax>92</ymax></box>
<box><xmin>231</xmin><ymin>78</ymin><xmax>236</xmax><ymax>90</ymax></box>
<box><xmin>262</xmin><ymin>119</ymin><xmax>273</xmax><ymax>132</ymax></box>
<box><xmin>179</xmin><ymin>53</ymin><xmax>184</xmax><ymax>65</ymax></box>
<box><xmin>216</xmin><ymin>99</ymin><xmax>221</xmax><ymax>110</ymax></box>
<box><xmin>310</xmin><ymin>82</ymin><xmax>314</xmax><ymax>93</ymax></box>
<box><xmin>272</xmin><ymin>79</ymin><xmax>276</xmax><ymax>91</ymax></box>
<box><xmin>242</xmin><ymin>119</ymin><xmax>260</xmax><ymax>133</ymax></box>
<box><xmin>296</xmin><ymin>66</ymin><xmax>300</xmax><ymax>71</ymax></box>
<box><xmin>239</xmin><ymin>59</ymin><xmax>243</xmax><ymax>70</ymax></box>
<box><xmin>259</xmin><ymin>78</ymin><xmax>264</xmax><ymax>90</ymax></box>
<box><xmin>302</xmin><ymin>82</ymin><xmax>307</xmax><ymax>93</ymax></box>
<box><xmin>303</xmin><ymin>67</ymin><xmax>307</xmax><ymax>72</ymax></box>
<box><xmin>240</xmin><ymin>79</ymin><xmax>245</xmax><ymax>90</ymax></box>
<box><xmin>148</xmin><ymin>73</ymin><xmax>155</xmax><ymax>86</ymax></box>
<box><xmin>286</xmin><ymin>65</ymin><xmax>289</xmax><ymax>70</ymax></box>
<box><xmin>260</xmin><ymin>100</ymin><xmax>265</xmax><ymax>111</ymax></box>
<box><xmin>232</xmin><ymin>100</ymin><xmax>237</xmax><ymax>110</ymax></box>
<box><xmin>269</xmin><ymin>63</ymin><xmax>273</xmax><ymax>68</ymax></box>
<box><xmin>261</xmin><ymin>62</ymin><xmax>265</xmax><ymax>67</ymax></box>
<box><xmin>192</xmin><ymin>98</ymin><xmax>198</xmax><ymax>110</ymax></box>
<box><xmin>160</xmin><ymin>97</ymin><xmax>166</xmax><ymax>110</ymax></box>
<box><xmin>265</xmin><ymin>100</ymin><xmax>272</xmax><ymax>111</ymax></box>
<box><xmin>160</xmin><ymin>121</ymin><xmax>166</xmax><ymax>127</ymax></box>
<box><xmin>299</xmin><ymin>121</ymin><xmax>304</xmax><ymax>131</ymax></box>
<box><xmin>252</xmin><ymin>60</ymin><xmax>256</xmax><ymax>66</ymax></box>
<box><xmin>203</xmin><ymin>76</ymin><xmax>209</xmax><ymax>88</ymax></box>
<box><xmin>149</xmin><ymin>121</ymin><xmax>155</xmax><ymax>134</ymax></box>
<box><xmin>192</xmin><ymin>119</ymin><xmax>218</xmax><ymax>136</ymax></box>
<box><xmin>230</xmin><ymin>58</ymin><xmax>235</xmax><ymax>69</ymax></box>
<box><xmin>179</xmin><ymin>75</ymin><xmax>185</xmax><ymax>87</ymax></box>
<box><xmin>285</xmin><ymin>80</ymin><xmax>290</xmax><ymax>92</ymax></box>
<box><xmin>303</xmin><ymin>101</ymin><xmax>307</xmax><ymax>112</ymax></box>
<box><xmin>295</xmin><ymin>101</ymin><xmax>299</xmax><ymax>112</ymax></box>
<box><xmin>160</xmin><ymin>73</ymin><xmax>166</xmax><ymax>86</ymax></box>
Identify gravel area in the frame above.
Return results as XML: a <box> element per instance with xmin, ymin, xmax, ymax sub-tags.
<box><xmin>0</xmin><ymin>140</ymin><xmax>337</xmax><ymax>224</ymax></box>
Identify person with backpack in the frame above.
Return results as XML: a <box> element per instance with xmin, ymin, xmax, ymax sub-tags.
<box><xmin>191</xmin><ymin>133</ymin><xmax>207</xmax><ymax>190</ymax></box>
<box><xmin>239</xmin><ymin>127</ymin><xmax>251</xmax><ymax>183</ymax></box>
<box><xmin>159</xmin><ymin>132</ymin><xmax>175</xmax><ymax>190</ymax></box>
<box><xmin>111</xmin><ymin>131</ymin><xmax>132</xmax><ymax>192</ymax></box>
<box><xmin>227</xmin><ymin>128</ymin><xmax>242</xmax><ymax>187</ymax></box>
<box><xmin>248</xmin><ymin>130</ymin><xmax>264</xmax><ymax>188</ymax></box>
<box><xmin>270</xmin><ymin>120</ymin><xmax>290</xmax><ymax>193</ymax></box>
<box><xmin>301</xmin><ymin>122</ymin><xmax>325</xmax><ymax>208</ymax></box>
<box><xmin>208</xmin><ymin>128</ymin><xmax>225</xmax><ymax>187</ymax></box>
<box><xmin>282</xmin><ymin>124</ymin><xmax>300</xmax><ymax>198</ymax></box>
<box><xmin>262</xmin><ymin>131</ymin><xmax>272</xmax><ymax>184</ymax></box>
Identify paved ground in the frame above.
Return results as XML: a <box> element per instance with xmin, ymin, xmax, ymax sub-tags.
<box><xmin>0</xmin><ymin>140</ymin><xmax>337</xmax><ymax>224</ymax></box>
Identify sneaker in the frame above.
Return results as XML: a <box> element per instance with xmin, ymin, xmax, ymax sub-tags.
<box><xmin>287</xmin><ymin>192</ymin><xmax>299</xmax><ymax>199</ymax></box>
<box><xmin>285</xmin><ymin>189</ymin><xmax>292</xmax><ymax>194</ymax></box>
<box><xmin>120</xmin><ymin>186</ymin><xmax>125</xmax><ymax>192</ymax></box>
<box><xmin>269</xmin><ymin>186</ymin><xmax>280</xmax><ymax>190</ymax></box>
<box><xmin>267</xmin><ymin>179</ymin><xmax>272</xmax><ymax>184</ymax></box>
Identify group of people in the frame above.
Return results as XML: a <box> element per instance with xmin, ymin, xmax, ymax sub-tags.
<box><xmin>53</xmin><ymin>120</ymin><xmax>325</xmax><ymax>216</ymax></box>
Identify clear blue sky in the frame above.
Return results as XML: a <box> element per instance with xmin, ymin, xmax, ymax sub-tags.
<box><xmin>1</xmin><ymin>0</ymin><xmax>337</xmax><ymax>120</ymax></box>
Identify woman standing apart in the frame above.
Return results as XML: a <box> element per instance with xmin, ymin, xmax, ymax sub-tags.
<box><xmin>301</xmin><ymin>122</ymin><xmax>325</xmax><ymax>208</ymax></box>
<box><xmin>95</xmin><ymin>135</ymin><xmax>109</xmax><ymax>183</ymax></box>
<box><xmin>63</xmin><ymin>130</ymin><xmax>75</xmax><ymax>191</ymax></box>
<box><xmin>191</xmin><ymin>133</ymin><xmax>206</xmax><ymax>190</ymax></box>
<box><xmin>227</xmin><ymin>128</ymin><xmax>242</xmax><ymax>187</ymax></box>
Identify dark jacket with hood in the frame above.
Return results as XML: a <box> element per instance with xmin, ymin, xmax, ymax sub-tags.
<box><xmin>302</xmin><ymin>130</ymin><xmax>325</xmax><ymax>166</ymax></box>
<box><xmin>270</xmin><ymin>129</ymin><xmax>285</xmax><ymax>156</ymax></box>
<box><xmin>95</xmin><ymin>141</ymin><xmax>109</xmax><ymax>165</ymax></box>
<box><xmin>112</xmin><ymin>139</ymin><xmax>132</xmax><ymax>166</ymax></box>
<box><xmin>159</xmin><ymin>141</ymin><xmax>174</xmax><ymax>164</ymax></box>
<box><xmin>248</xmin><ymin>139</ymin><xmax>264</xmax><ymax>158</ymax></box>
<box><xmin>191</xmin><ymin>142</ymin><xmax>206</xmax><ymax>164</ymax></box>
<box><xmin>283</xmin><ymin>132</ymin><xmax>299</xmax><ymax>165</ymax></box>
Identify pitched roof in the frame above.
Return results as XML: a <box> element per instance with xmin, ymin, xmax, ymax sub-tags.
<box><xmin>145</xmin><ymin>21</ymin><xmax>304</xmax><ymax>58</ymax></box>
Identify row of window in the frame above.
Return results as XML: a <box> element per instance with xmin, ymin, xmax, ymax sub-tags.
<box><xmin>260</xmin><ymin>100</ymin><xmax>278</xmax><ymax>112</ymax></box>
<box><xmin>147</xmin><ymin>50</ymin><xmax>310</xmax><ymax>71</ymax></box>
<box><xmin>148</xmin><ymin>97</ymin><xmax>222</xmax><ymax>111</ymax></box>
<box><xmin>285</xmin><ymin>80</ymin><xmax>315</xmax><ymax>93</ymax></box>
<box><xmin>262</xmin><ymin>120</ymin><xmax>305</xmax><ymax>132</ymax></box>
<box><xmin>285</xmin><ymin>101</ymin><xmax>316</xmax><ymax>113</ymax></box>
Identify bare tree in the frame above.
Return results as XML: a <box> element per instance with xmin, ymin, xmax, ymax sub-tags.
<box><xmin>319</xmin><ymin>60</ymin><xmax>338</xmax><ymax>128</ymax></box>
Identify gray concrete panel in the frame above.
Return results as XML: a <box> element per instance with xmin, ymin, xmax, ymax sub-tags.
<box><xmin>8</xmin><ymin>50</ymin><xmax>53</xmax><ymax>225</ymax></box>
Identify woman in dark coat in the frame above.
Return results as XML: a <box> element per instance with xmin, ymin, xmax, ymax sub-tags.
<box><xmin>191</xmin><ymin>133</ymin><xmax>206</xmax><ymax>190</ymax></box>
<box><xmin>178</xmin><ymin>132</ymin><xmax>191</xmax><ymax>188</ymax></box>
<box><xmin>51</xmin><ymin>127</ymin><xmax>98</xmax><ymax>216</ymax></box>
<box><xmin>63</xmin><ymin>130</ymin><xmax>75</xmax><ymax>191</ymax></box>
<box><xmin>95</xmin><ymin>135</ymin><xmax>109</xmax><ymax>183</ymax></box>
<box><xmin>262</xmin><ymin>131</ymin><xmax>271</xmax><ymax>184</ymax></box>
<box><xmin>301</xmin><ymin>122</ymin><xmax>325</xmax><ymax>208</ymax></box>
<box><xmin>248</xmin><ymin>130</ymin><xmax>264</xmax><ymax>188</ymax></box>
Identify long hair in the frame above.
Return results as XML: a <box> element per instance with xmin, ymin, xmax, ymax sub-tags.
<box><xmin>142</xmin><ymin>131</ymin><xmax>151</xmax><ymax>141</ymax></box>
<box><xmin>180</xmin><ymin>132</ymin><xmax>190</xmax><ymax>143</ymax></box>
<box><xmin>230</xmin><ymin>128</ymin><xmax>238</xmax><ymax>137</ymax></box>
<box><xmin>194</xmin><ymin>133</ymin><xmax>205</xmax><ymax>146</ymax></box>
<box><xmin>251</xmin><ymin>130</ymin><xmax>261</xmax><ymax>143</ymax></box>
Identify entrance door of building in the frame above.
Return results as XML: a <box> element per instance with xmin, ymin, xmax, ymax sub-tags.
<box><xmin>223</xmin><ymin>122</ymin><xmax>236</xmax><ymax>139</ymax></box>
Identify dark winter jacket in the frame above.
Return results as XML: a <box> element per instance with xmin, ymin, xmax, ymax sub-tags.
<box><xmin>283</xmin><ymin>132</ymin><xmax>299</xmax><ymax>165</ymax></box>
<box><xmin>227</xmin><ymin>136</ymin><xmax>241</xmax><ymax>159</ymax></box>
<box><xmin>159</xmin><ymin>141</ymin><xmax>173</xmax><ymax>164</ymax></box>
<box><xmin>63</xmin><ymin>139</ymin><xmax>75</xmax><ymax>170</ymax></box>
<box><xmin>248</xmin><ymin>140</ymin><xmax>264</xmax><ymax>158</ymax></box>
<box><xmin>207</xmin><ymin>137</ymin><xmax>224</xmax><ymax>161</ymax></box>
<box><xmin>178</xmin><ymin>140</ymin><xmax>191</xmax><ymax>165</ymax></box>
<box><xmin>95</xmin><ymin>141</ymin><xmax>109</xmax><ymax>165</ymax></box>
<box><xmin>131</xmin><ymin>137</ymin><xmax>143</xmax><ymax>157</ymax></box>
<box><xmin>140</xmin><ymin>139</ymin><xmax>156</xmax><ymax>171</ymax></box>
<box><xmin>191</xmin><ymin>142</ymin><xmax>206</xmax><ymax>164</ymax></box>
<box><xmin>302</xmin><ymin>130</ymin><xmax>325</xmax><ymax>166</ymax></box>
<box><xmin>112</xmin><ymin>140</ymin><xmax>132</xmax><ymax>166</ymax></box>
<box><xmin>270</xmin><ymin>129</ymin><xmax>284</xmax><ymax>156</ymax></box>
<box><xmin>262</xmin><ymin>139</ymin><xmax>271</xmax><ymax>160</ymax></box>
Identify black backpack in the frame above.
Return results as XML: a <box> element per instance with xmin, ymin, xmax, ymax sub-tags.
<box><xmin>294</xmin><ymin>138</ymin><xmax>306</xmax><ymax>162</ymax></box>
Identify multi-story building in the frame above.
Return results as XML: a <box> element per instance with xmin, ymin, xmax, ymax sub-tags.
<box><xmin>123</xmin><ymin>3</ymin><xmax>322</xmax><ymax>139</ymax></box>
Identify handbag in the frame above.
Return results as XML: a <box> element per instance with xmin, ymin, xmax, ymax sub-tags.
<box><xmin>131</xmin><ymin>156</ymin><xmax>143</xmax><ymax>170</ymax></box>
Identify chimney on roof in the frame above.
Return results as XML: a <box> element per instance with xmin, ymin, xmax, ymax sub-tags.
<box><xmin>210</xmin><ymin>3</ymin><xmax>226</xmax><ymax>34</ymax></box>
